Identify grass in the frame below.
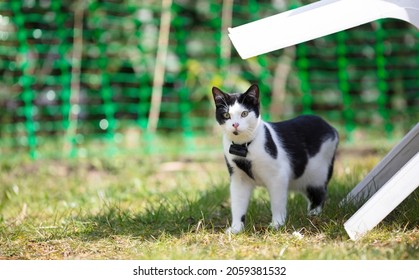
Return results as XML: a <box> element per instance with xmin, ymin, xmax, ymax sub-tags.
<box><xmin>0</xmin><ymin>143</ymin><xmax>418</xmax><ymax>260</ymax></box>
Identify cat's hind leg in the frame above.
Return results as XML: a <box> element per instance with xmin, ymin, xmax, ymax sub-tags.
<box><xmin>306</xmin><ymin>185</ymin><xmax>327</xmax><ymax>216</ymax></box>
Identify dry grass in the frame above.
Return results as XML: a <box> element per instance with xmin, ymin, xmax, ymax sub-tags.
<box><xmin>0</xmin><ymin>144</ymin><xmax>418</xmax><ymax>260</ymax></box>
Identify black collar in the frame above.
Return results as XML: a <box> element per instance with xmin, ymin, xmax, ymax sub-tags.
<box><xmin>229</xmin><ymin>141</ymin><xmax>252</xmax><ymax>157</ymax></box>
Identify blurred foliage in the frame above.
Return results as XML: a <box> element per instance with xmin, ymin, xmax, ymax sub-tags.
<box><xmin>0</xmin><ymin>0</ymin><xmax>418</xmax><ymax>158</ymax></box>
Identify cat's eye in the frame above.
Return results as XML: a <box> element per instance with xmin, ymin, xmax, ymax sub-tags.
<box><xmin>223</xmin><ymin>112</ymin><xmax>230</xmax><ymax>119</ymax></box>
<box><xmin>241</xmin><ymin>111</ymin><xmax>249</xmax><ymax>117</ymax></box>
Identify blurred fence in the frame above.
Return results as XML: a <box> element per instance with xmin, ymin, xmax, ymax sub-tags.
<box><xmin>0</xmin><ymin>0</ymin><xmax>418</xmax><ymax>158</ymax></box>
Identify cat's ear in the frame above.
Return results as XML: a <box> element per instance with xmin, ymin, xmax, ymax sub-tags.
<box><xmin>212</xmin><ymin>86</ymin><xmax>227</xmax><ymax>106</ymax></box>
<box><xmin>244</xmin><ymin>84</ymin><xmax>260</xmax><ymax>105</ymax></box>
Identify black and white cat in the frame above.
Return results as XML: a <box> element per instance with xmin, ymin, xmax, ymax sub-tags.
<box><xmin>212</xmin><ymin>84</ymin><xmax>339</xmax><ymax>234</ymax></box>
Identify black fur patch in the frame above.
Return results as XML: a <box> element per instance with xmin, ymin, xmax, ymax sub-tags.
<box><xmin>327</xmin><ymin>154</ymin><xmax>336</xmax><ymax>183</ymax></box>
<box><xmin>237</xmin><ymin>86</ymin><xmax>260</xmax><ymax>117</ymax></box>
<box><xmin>306</xmin><ymin>186</ymin><xmax>327</xmax><ymax>210</ymax></box>
<box><xmin>233</xmin><ymin>158</ymin><xmax>254</xmax><ymax>179</ymax></box>
<box><xmin>225</xmin><ymin>156</ymin><xmax>233</xmax><ymax>176</ymax></box>
<box><xmin>269</xmin><ymin>115</ymin><xmax>337</xmax><ymax>179</ymax></box>
<box><xmin>264</xmin><ymin>125</ymin><xmax>277</xmax><ymax>159</ymax></box>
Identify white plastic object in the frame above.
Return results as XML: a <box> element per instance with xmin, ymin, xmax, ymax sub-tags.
<box><xmin>228</xmin><ymin>0</ymin><xmax>419</xmax><ymax>59</ymax></box>
<box><xmin>344</xmin><ymin>152</ymin><xmax>419</xmax><ymax>241</ymax></box>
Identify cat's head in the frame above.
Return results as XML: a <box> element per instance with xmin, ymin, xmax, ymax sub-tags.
<box><xmin>212</xmin><ymin>84</ymin><xmax>261</xmax><ymax>143</ymax></box>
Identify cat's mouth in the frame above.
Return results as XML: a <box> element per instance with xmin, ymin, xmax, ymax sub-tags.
<box><xmin>233</xmin><ymin>131</ymin><xmax>239</xmax><ymax>135</ymax></box>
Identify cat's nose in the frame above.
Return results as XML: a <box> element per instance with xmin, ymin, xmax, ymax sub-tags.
<box><xmin>232</xmin><ymin>122</ymin><xmax>239</xmax><ymax>129</ymax></box>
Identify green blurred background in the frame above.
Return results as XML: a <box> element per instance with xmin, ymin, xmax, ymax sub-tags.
<box><xmin>0</xmin><ymin>0</ymin><xmax>418</xmax><ymax>159</ymax></box>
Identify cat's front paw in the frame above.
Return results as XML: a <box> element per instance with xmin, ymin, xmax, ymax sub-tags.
<box><xmin>226</xmin><ymin>223</ymin><xmax>244</xmax><ymax>234</ymax></box>
<box><xmin>268</xmin><ymin>222</ymin><xmax>281</xmax><ymax>230</ymax></box>
<box><xmin>308</xmin><ymin>206</ymin><xmax>322</xmax><ymax>216</ymax></box>
<box><xmin>269</xmin><ymin>218</ymin><xmax>285</xmax><ymax>230</ymax></box>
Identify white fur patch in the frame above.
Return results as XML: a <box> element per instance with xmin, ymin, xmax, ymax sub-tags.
<box><xmin>221</xmin><ymin>101</ymin><xmax>260</xmax><ymax>144</ymax></box>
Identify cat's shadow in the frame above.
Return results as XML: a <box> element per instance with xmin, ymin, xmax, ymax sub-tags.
<box><xmin>71</xmin><ymin>185</ymin><xmax>233</xmax><ymax>241</ymax></box>
<box><xmin>69</xmin><ymin>184</ymin><xmax>357</xmax><ymax>241</ymax></box>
